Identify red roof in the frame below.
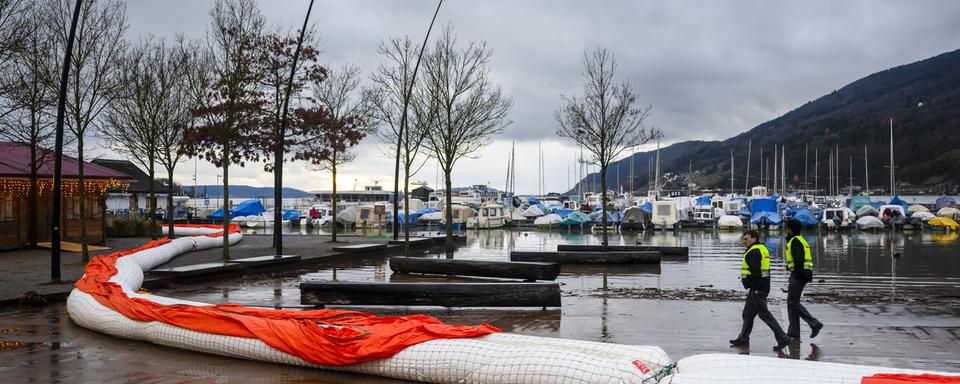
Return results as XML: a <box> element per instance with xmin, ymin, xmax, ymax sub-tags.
<box><xmin>0</xmin><ymin>142</ymin><xmax>132</xmax><ymax>180</ymax></box>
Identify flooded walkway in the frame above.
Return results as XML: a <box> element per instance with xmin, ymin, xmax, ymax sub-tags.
<box><xmin>1</xmin><ymin>228</ymin><xmax>958</xmax><ymax>382</ymax></box>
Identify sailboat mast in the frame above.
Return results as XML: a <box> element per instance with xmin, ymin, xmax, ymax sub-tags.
<box><xmin>781</xmin><ymin>148</ymin><xmax>785</xmax><ymax>195</ymax></box>
<box><xmin>744</xmin><ymin>140</ymin><xmax>751</xmax><ymax>195</ymax></box>
<box><xmin>759</xmin><ymin>146</ymin><xmax>763</xmax><ymax>189</ymax></box>
<box><xmin>655</xmin><ymin>140</ymin><xmax>661</xmax><ymax>198</ymax></box>
<box><xmin>864</xmin><ymin>145</ymin><xmax>868</xmax><ymax>194</ymax></box>
<box><xmin>804</xmin><ymin>143</ymin><xmax>808</xmax><ymax>199</ymax></box>
<box><xmin>814</xmin><ymin>148</ymin><xmax>818</xmax><ymax>197</ymax></box>
<box><xmin>773</xmin><ymin>145</ymin><xmax>778</xmax><ymax>194</ymax></box>
<box><xmin>889</xmin><ymin>118</ymin><xmax>895</xmax><ymax>196</ymax></box>
<box><xmin>849</xmin><ymin>155</ymin><xmax>853</xmax><ymax>195</ymax></box>
<box><xmin>730</xmin><ymin>149</ymin><xmax>734</xmax><ymax>194</ymax></box>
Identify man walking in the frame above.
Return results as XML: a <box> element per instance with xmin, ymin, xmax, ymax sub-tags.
<box><xmin>730</xmin><ymin>230</ymin><xmax>791</xmax><ymax>350</ymax></box>
<box><xmin>784</xmin><ymin>219</ymin><xmax>824</xmax><ymax>340</ymax></box>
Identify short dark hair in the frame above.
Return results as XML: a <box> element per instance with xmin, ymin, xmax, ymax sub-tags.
<box><xmin>786</xmin><ymin>218</ymin><xmax>802</xmax><ymax>233</ymax></box>
<box><xmin>742</xmin><ymin>230</ymin><xmax>760</xmax><ymax>240</ymax></box>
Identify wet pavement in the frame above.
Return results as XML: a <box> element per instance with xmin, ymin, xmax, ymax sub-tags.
<box><xmin>1</xmin><ymin>228</ymin><xmax>959</xmax><ymax>382</ymax></box>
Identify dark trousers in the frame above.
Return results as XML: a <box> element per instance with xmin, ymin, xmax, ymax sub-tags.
<box><xmin>787</xmin><ymin>275</ymin><xmax>820</xmax><ymax>337</ymax></box>
<box><xmin>737</xmin><ymin>290</ymin><xmax>788</xmax><ymax>342</ymax></box>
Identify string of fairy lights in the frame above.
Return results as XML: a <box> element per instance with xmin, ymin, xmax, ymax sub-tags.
<box><xmin>0</xmin><ymin>178</ymin><xmax>129</xmax><ymax>198</ymax></box>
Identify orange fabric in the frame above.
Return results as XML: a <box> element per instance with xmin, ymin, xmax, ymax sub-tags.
<box><xmin>74</xmin><ymin>224</ymin><xmax>499</xmax><ymax>366</ymax></box>
<box><xmin>862</xmin><ymin>374</ymin><xmax>960</xmax><ymax>384</ymax></box>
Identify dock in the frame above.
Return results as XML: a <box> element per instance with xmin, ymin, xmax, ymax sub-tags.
<box><xmin>556</xmin><ymin>244</ymin><xmax>689</xmax><ymax>256</ymax></box>
<box><xmin>389</xmin><ymin>257</ymin><xmax>560</xmax><ymax>281</ymax></box>
<box><xmin>331</xmin><ymin>243</ymin><xmax>388</xmax><ymax>253</ymax></box>
<box><xmin>300</xmin><ymin>281</ymin><xmax>562</xmax><ymax>308</ymax></box>
<box><xmin>510</xmin><ymin>250</ymin><xmax>660</xmax><ymax>264</ymax></box>
<box><xmin>150</xmin><ymin>262</ymin><xmax>243</xmax><ymax>277</ymax></box>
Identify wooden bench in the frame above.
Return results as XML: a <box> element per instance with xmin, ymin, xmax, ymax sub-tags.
<box><xmin>389</xmin><ymin>257</ymin><xmax>560</xmax><ymax>281</ymax></box>
<box><xmin>300</xmin><ymin>281</ymin><xmax>561</xmax><ymax>308</ymax></box>
<box><xmin>510</xmin><ymin>250</ymin><xmax>660</xmax><ymax>264</ymax></box>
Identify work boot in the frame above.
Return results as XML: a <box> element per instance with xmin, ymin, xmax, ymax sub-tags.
<box><xmin>773</xmin><ymin>336</ymin><xmax>791</xmax><ymax>351</ymax></box>
<box><xmin>787</xmin><ymin>333</ymin><xmax>801</xmax><ymax>341</ymax></box>
<box><xmin>810</xmin><ymin>322</ymin><xmax>823</xmax><ymax>339</ymax></box>
<box><xmin>729</xmin><ymin>338</ymin><xmax>749</xmax><ymax>346</ymax></box>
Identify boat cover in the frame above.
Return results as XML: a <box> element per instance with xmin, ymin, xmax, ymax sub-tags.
<box><xmin>207</xmin><ymin>199</ymin><xmax>267</xmax><ymax>220</ymax></box>
<box><xmin>856</xmin><ymin>216</ymin><xmax>884</xmax><ymax>229</ymax></box>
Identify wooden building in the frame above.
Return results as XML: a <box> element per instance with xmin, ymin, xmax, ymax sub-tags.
<box><xmin>0</xmin><ymin>142</ymin><xmax>132</xmax><ymax>250</ymax></box>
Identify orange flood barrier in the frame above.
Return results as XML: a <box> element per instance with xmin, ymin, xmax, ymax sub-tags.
<box><xmin>73</xmin><ymin>224</ymin><xmax>499</xmax><ymax>366</ymax></box>
<box><xmin>862</xmin><ymin>373</ymin><xmax>960</xmax><ymax>384</ymax></box>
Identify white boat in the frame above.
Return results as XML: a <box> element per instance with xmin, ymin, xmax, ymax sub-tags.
<box><xmin>911</xmin><ymin>211</ymin><xmax>935</xmax><ymax>221</ymax></box>
<box><xmin>856</xmin><ymin>215</ymin><xmax>884</xmax><ymax>230</ymax></box>
<box><xmin>441</xmin><ymin>204</ymin><xmax>476</xmax><ymax>230</ymax></box>
<box><xmin>855</xmin><ymin>205</ymin><xmax>879</xmax><ymax>218</ymax></box>
<box><xmin>907</xmin><ymin>204</ymin><xmax>929</xmax><ymax>214</ymax></box>
<box><xmin>521</xmin><ymin>204</ymin><xmax>545</xmax><ymax>218</ymax></box>
<box><xmin>717</xmin><ymin>215</ymin><xmax>744</xmax><ymax>230</ymax></box>
<box><xmin>469</xmin><ymin>202</ymin><xmax>506</xmax><ymax>229</ymax></box>
<box><xmin>534</xmin><ymin>214</ymin><xmax>562</xmax><ymax>229</ymax></box>
<box><xmin>651</xmin><ymin>200</ymin><xmax>679</xmax><ymax>230</ymax></box>
<box><xmin>821</xmin><ymin>207</ymin><xmax>854</xmax><ymax>230</ymax></box>
<box><xmin>937</xmin><ymin>207</ymin><xmax>960</xmax><ymax>219</ymax></box>
<box><xmin>418</xmin><ymin>211</ymin><xmax>443</xmax><ymax>223</ymax></box>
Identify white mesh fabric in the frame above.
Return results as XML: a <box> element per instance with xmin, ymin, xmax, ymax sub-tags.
<box><xmin>658</xmin><ymin>353</ymin><xmax>956</xmax><ymax>384</ymax></box>
<box><xmin>68</xmin><ymin>227</ymin><xmax>672</xmax><ymax>383</ymax></box>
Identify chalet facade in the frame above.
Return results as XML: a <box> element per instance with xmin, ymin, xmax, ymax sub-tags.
<box><xmin>0</xmin><ymin>142</ymin><xmax>133</xmax><ymax>250</ymax></box>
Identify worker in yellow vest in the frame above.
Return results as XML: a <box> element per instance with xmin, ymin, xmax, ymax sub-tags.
<box><xmin>785</xmin><ymin>219</ymin><xmax>824</xmax><ymax>340</ymax></box>
<box><xmin>730</xmin><ymin>230</ymin><xmax>791</xmax><ymax>351</ymax></box>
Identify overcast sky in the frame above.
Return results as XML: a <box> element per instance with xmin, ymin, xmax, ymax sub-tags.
<box><xmin>95</xmin><ymin>0</ymin><xmax>960</xmax><ymax>194</ymax></box>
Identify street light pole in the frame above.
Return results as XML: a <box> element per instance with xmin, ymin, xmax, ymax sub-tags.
<box><xmin>50</xmin><ymin>0</ymin><xmax>83</xmax><ymax>282</ymax></box>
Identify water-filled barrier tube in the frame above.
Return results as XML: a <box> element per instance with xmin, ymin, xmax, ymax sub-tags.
<box><xmin>67</xmin><ymin>224</ymin><xmax>672</xmax><ymax>383</ymax></box>
<box><xmin>658</xmin><ymin>354</ymin><xmax>958</xmax><ymax>384</ymax></box>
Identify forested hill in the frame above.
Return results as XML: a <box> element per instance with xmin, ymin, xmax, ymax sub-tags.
<box><xmin>571</xmin><ymin>48</ymin><xmax>960</xmax><ymax>195</ymax></box>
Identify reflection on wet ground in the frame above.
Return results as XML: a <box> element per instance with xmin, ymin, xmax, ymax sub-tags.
<box><xmin>1</xmin><ymin>229</ymin><xmax>958</xmax><ymax>382</ymax></box>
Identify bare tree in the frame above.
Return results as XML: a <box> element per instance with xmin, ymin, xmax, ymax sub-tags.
<box><xmin>0</xmin><ymin>0</ymin><xmax>27</xmax><ymax>70</ymax></box>
<box><xmin>556</xmin><ymin>48</ymin><xmax>659</xmax><ymax>246</ymax></box>
<box><xmin>297</xmin><ymin>64</ymin><xmax>372</xmax><ymax>243</ymax></box>
<box><xmin>156</xmin><ymin>40</ymin><xmax>193</xmax><ymax>238</ymax></box>
<box><xmin>420</xmin><ymin>26</ymin><xmax>511</xmax><ymax>252</ymax></box>
<box><xmin>102</xmin><ymin>38</ymin><xmax>191</xmax><ymax>239</ymax></box>
<box><xmin>43</xmin><ymin>0</ymin><xmax>127</xmax><ymax>261</ymax></box>
<box><xmin>367</xmin><ymin>36</ymin><xmax>433</xmax><ymax>249</ymax></box>
<box><xmin>0</xmin><ymin>2</ymin><xmax>66</xmax><ymax>248</ymax></box>
<box><xmin>181</xmin><ymin>0</ymin><xmax>265</xmax><ymax>261</ymax></box>
<box><xmin>101</xmin><ymin>40</ymin><xmax>162</xmax><ymax>239</ymax></box>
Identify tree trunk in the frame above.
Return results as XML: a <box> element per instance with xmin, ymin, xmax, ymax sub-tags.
<box><xmin>148</xmin><ymin>154</ymin><xmax>157</xmax><ymax>240</ymax></box>
<box><xmin>166</xmin><ymin>166</ymin><xmax>175</xmax><ymax>238</ymax></box>
<box><xmin>444</xmin><ymin>170</ymin><xmax>453</xmax><ymax>257</ymax></box>
<box><xmin>28</xmin><ymin>142</ymin><xmax>38</xmax><ymax>249</ymax></box>
<box><xmin>403</xmin><ymin>170</ymin><xmax>410</xmax><ymax>254</ymax></box>
<box><xmin>600</xmin><ymin>164</ymin><xmax>608</xmax><ymax>246</ymax></box>
<box><xmin>331</xmin><ymin>158</ymin><xmax>337</xmax><ymax>243</ymax></box>
<box><xmin>222</xmin><ymin>146</ymin><xmax>230</xmax><ymax>262</ymax></box>
<box><xmin>273</xmin><ymin>146</ymin><xmax>282</xmax><ymax>254</ymax></box>
<box><xmin>78</xmin><ymin>136</ymin><xmax>89</xmax><ymax>262</ymax></box>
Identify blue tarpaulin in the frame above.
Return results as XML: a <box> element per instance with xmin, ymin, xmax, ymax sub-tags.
<box><xmin>785</xmin><ymin>208</ymin><xmax>818</xmax><ymax>227</ymax></box>
<box><xmin>282</xmin><ymin>209</ymin><xmax>300</xmax><ymax>221</ymax></box>
<box><xmin>889</xmin><ymin>196</ymin><xmax>909</xmax><ymax>211</ymax></box>
<box><xmin>553</xmin><ymin>208</ymin><xmax>575</xmax><ymax>218</ymax></box>
<box><xmin>207</xmin><ymin>199</ymin><xmax>267</xmax><ymax>220</ymax></box>
<box><xmin>640</xmin><ymin>202</ymin><xmax>653</xmax><ymax>214</ymax></box>
<box><xmin>750</xmin><ymin>198</ymin><xmax>782</xmax><ymax>226</ymax></box>
<box><xmin>849</xmin><ymin>195</ymin><xmax>872</xmax><ymax>212</ymax></box>
<box><xmin>934</xmin><ymin>196</ymin><xmax>957</xmax><ymax>210</ymax></box>
<box><xmin>695</xmin><ymin>196</ymin><xmax>711</xmax><ymax>206</ymax></box>
<box><xmin>528</xmin><ymin>197</ymin><xmax>540</xmax><ymax>205</ymax></box>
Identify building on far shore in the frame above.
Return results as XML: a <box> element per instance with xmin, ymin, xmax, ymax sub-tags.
<box><xmin>91</xmin><ymin>159</ymin><xmax>184</xmax><ymax>216</ymax></box>
<box><xmin>0</xmin><ymin>142</ymin><xmax>133</xmax><ymax>250</ymax></box>
<box><xmin>312</xmin><ymin>185</ymin><xmax>394</xmax><ymax>203</ymax></box>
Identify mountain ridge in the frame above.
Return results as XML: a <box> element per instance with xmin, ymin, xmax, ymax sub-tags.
<box><xmin>570</xmin><ymin>48</ymin><xmax>960</xmax><ymax>196</ymax></box>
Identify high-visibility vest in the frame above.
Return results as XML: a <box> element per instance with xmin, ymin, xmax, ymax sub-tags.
<box><xmin>741</xmin><ymin>244</ymin><xmax>770</xmax><ymax>278</ymax></box>
<box><xmin>786</xmin><ymin>235</ymin><xmax>814</xmax><ymax>271</ymax></box>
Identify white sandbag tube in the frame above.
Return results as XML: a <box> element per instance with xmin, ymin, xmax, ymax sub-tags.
<box><xmin>67</xmin><ymin>226</ymin><xmax>672</xmax><ymax>384</ymax></box>
<box><xmin>658</xmin><ymin>354</ymin><xmax>956</xmax><ymax>384</ymax></box>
